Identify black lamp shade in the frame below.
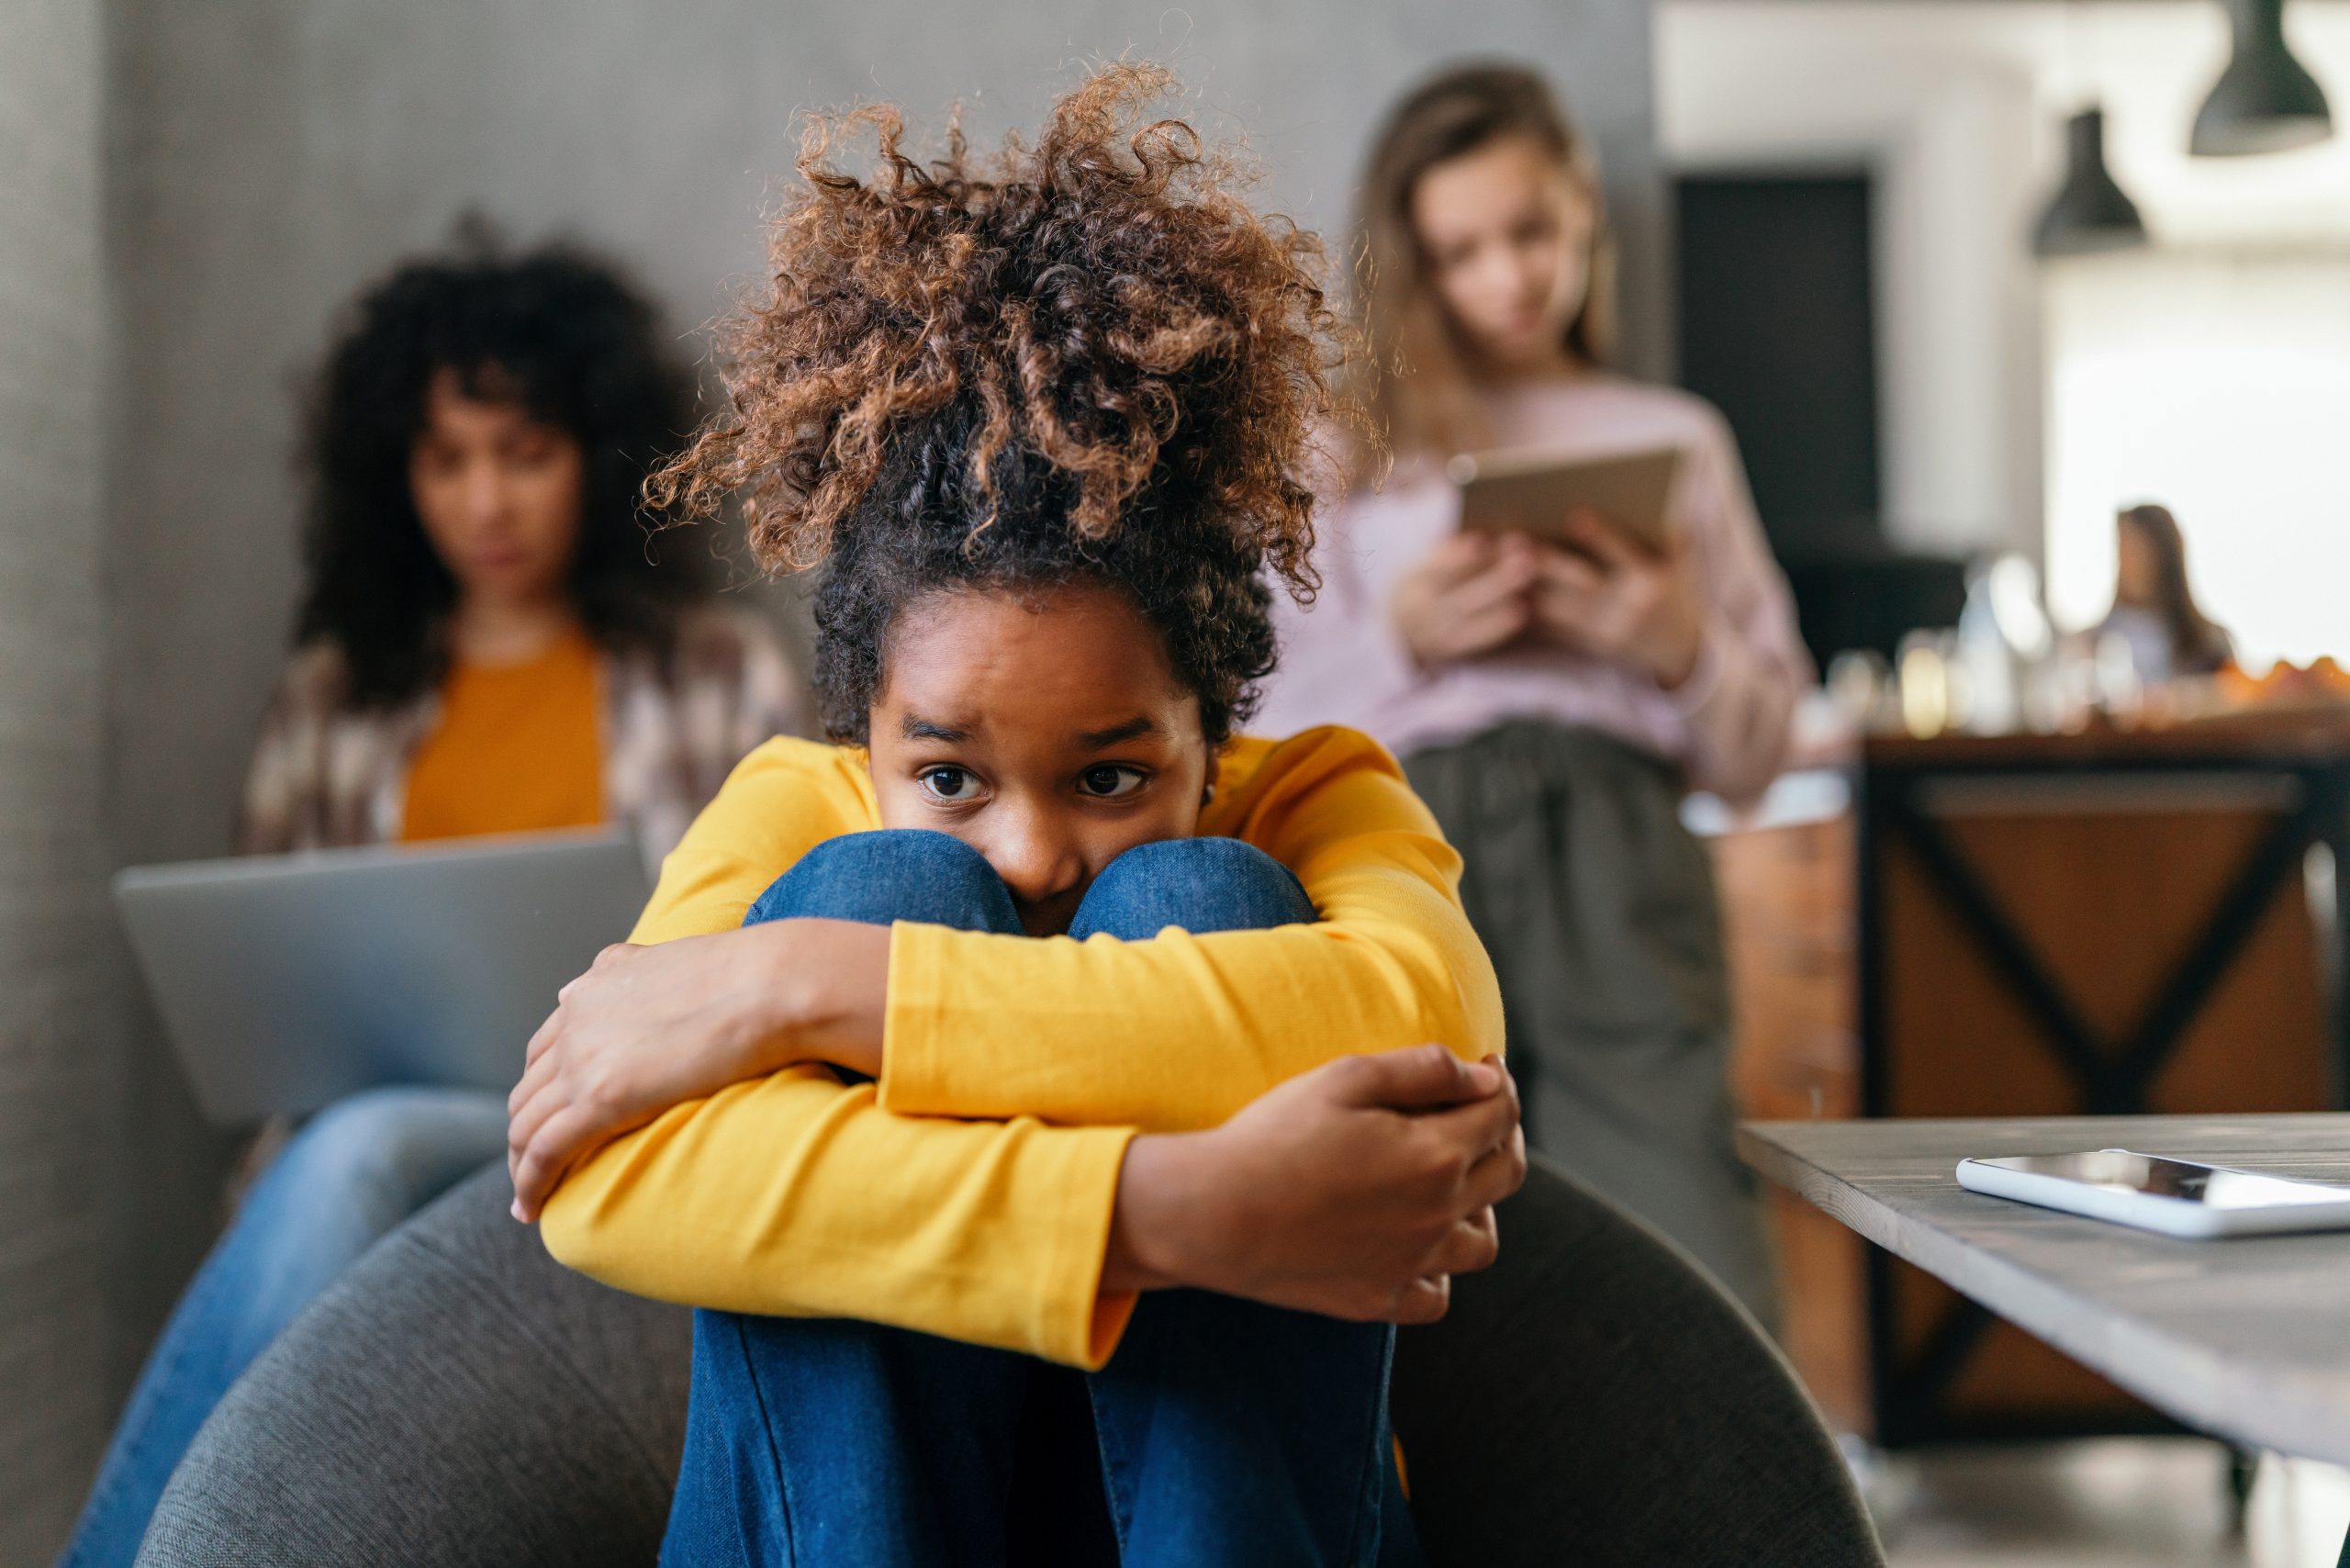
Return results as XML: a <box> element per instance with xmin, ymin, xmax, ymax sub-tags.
<box><xmin>2192</xmin><ymin>0</ymin><xmax>2333</xmax><ymax>156</ymax></box>
<box><xmin>2033</xmin><ymin>108</ymin><xmax>2149</xmax><ymax>256</ymax></box>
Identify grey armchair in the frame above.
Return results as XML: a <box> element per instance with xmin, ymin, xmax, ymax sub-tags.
<box><xmin>138</xmin><ymin>1158</ymin><xmax>1879</xmax><ymax>1567</ymax></box>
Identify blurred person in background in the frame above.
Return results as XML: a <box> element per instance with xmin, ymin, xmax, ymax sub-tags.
<box><xmin>2098</xmin><ymin>501</ymin><xmax>2232</xmax><ymax>684</ymax></box>
<box><xmin>59</xmin><ymin>240</ymin><xmax>805</xmax><ymax>1568</ymax></box>
<box><xmin>1256</xmin><ymin>63</ymin><xmax>1807</xmax><ymax>1323</ymax></box>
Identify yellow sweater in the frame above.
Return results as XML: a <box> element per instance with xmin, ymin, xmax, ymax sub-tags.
<box><xmin>539</xmin><ymin>725</ymin><xmax>1505</xmax><ymax>1369</ymax></box>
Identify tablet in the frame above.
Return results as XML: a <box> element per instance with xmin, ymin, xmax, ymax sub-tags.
<box><xmin>1955</xmin><ymin>1149</ymin><xmax>2350</xmax><ymax>1238</ymax></box>
<box><xmin>1447</xmin><ymin>444</ymin><xmax>1682</xmax><ymax>555</ymax></box>
<box><xmin>115</xmin><ymin>829</ymin><xmax>651</xmax><ymax>1125</ymax></box>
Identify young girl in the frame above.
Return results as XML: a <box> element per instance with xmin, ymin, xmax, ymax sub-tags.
<box><xmin>1252</xmin><ymin>65</ymin><xmax>1809</xmax><ymax>1324</ymax></box>
<box><xmin>507</xmin><ymin>67</ymin><xmax>1520</xmax><ymax>1566</ymax></box>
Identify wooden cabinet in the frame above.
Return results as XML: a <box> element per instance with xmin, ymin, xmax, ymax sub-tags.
<box><xmin>1711</xmin><ymin>812</ymin><xmax>1869</xmax><ymax>1434</ymax></box>
<box><xmin>1712</xmin><ymin>722</ymin><xmax>2349</xmax><ymax>1443</ymax></box>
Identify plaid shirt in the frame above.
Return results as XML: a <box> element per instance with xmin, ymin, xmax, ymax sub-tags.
<box><xmin>236</xmin><ymin>607</ymin><xmax>807</xmax><ymax>863</ymax></box>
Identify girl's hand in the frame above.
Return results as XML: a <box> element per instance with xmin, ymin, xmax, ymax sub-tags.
<box><xmin>1389</xmin><ymin>532</ymin><xmax>1540</xmax><ymax>667</ymax></box>
<box><xmin>1529</xmin><ymin>510</ymin><xmax>1706</xmax><ymax>689</ymax></box>
<box><xmin>1109</xmin><ymin>1045</ymin><xmax>1526</xmax><ymax>1323</ymax></box>
<box><xmin>505</xmin><ymin>919</ymin><xmax>890</xmax><ymax>1221</ymax></box>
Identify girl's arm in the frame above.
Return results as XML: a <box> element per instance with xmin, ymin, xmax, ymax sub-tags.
<box><xmin>866</xmin><ymin>726</ymin><xmax>1505</xmax><ymax>1129</ymax></box>
<box><xmin>540</xmin><ymin>1042</ymin><xmax>1523</xmax><ymax>1367</ymax></box>
<box><xmin>523</xmin><ymin>730</ymin><xmax>1521</xmax><ymax>1358</ymax></box>
<box><xmin>507</xmin><ymin>726</ymin><xmax>1503</xmax><ymax>1210</ymax></box>
<box><xmin>540</xmin><ymin>1066</ymin><xmax>1140</xmax><ymax>1366</ymax></box>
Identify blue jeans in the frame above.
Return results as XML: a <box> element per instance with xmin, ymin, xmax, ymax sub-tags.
<box><xmin>663</xmin><ymin>830</ymin><xmax>1424</xmax><ymax>1568</ymax></box>
<box><xmin>58</xmin><ymin>1085</ymin><xmax>509</xmax><ymax>1568</ymax></box>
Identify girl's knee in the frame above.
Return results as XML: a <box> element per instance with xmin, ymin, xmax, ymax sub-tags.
<box><xmin>1075</xmin><ymin>837</ymin><xmax>1316</xmax><ymax>940</ymax></box>
<box><xmin>745</xmin><ymin>829</ymin><xmax>1019</xmax><ymax>933</ymax></box>
<box><xmin>273</xmin><ymin>1086</ymin><xmax>504</xmax><ymax>1214</ymax></box>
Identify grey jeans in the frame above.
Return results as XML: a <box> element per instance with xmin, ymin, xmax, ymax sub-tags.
<box><xmin>1406</xmin><ymin>720</ymin><xmax>1778</xmax><ymax>1327</ymax></box>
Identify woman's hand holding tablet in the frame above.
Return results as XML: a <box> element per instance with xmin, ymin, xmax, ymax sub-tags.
<box><xmin>1391</xmin><ymin>444</ymin><xmax>1706</xmax><ymax>687</ymax></box>
<box><xmin>1390</xmin><ymin>533</ymin><xmax>1542</xmax><ymax>667</ymax></box>
<box><xmin>1527</xmin><ymin>513</ymin><xmax>1707</xmax><ymax>689</ymax></box>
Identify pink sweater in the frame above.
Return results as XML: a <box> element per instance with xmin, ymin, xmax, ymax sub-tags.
<box><xmin>1256</xmin><ymin>375</ymin><xmax>1811</xmax><ymax>804</ymax></box>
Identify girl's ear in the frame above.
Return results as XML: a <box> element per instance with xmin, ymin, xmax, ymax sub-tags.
<box><xmin>1201</xmin><ymin>749</ymin><xmax>1222</xmax><ymax>806</ymax></box>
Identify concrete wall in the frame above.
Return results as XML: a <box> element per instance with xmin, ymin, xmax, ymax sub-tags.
<box><xmin>0</xmin><ymin>0</ymin><xmax>114</xmax><ymax>1555</ymax></box>
<box><xmin>87</xmin><ymin>0</ymin><xmax>1666</xmax><ymax>1502</ymax></box>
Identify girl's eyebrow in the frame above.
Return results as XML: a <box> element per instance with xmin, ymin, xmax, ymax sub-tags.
<box><xmin>900</xmin><ymin>716</ymin><xmax>972</xmax><ymax>743</ymax></box>
<box><xmin>1077</xmin><ymin>716</ymin><xmax>1157</xmax><ymax>748</ymax></box>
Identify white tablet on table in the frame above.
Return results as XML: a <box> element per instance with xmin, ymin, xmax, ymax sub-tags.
<box><xmin>1957</xmin><ymin>1149</ymin><xmax>2350</xmax><ymax>1238</ymax></box>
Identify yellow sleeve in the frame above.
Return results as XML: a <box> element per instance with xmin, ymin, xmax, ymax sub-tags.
<box><xmin>621</xmin><ymin>736</ymin><xmax>872</xmax><ymax>945</ymax></box>
<box><xmin>878</xmin><ymin>725</ymin><xmax>1505</xmax><ymax>1131</ymax></box>
<box><xmin>540</xmin><ymin>1070</ymin><xmax>1138</xmax><ymax>1368</ymax></box>
<box><xmin>543</xmin><ymin>735</ymin><xmax>1142</xmax><ymax>1367</ymax></box>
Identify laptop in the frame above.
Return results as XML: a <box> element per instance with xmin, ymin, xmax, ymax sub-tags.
<box><xmin>114</xmin><ymin>828</ymin><xmax>652</xmax><ymax>1126</ymax></box>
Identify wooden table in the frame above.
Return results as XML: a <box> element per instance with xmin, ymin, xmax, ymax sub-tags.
<box><xmin>1739</xmin><ymin>1114</ymin><xmax>2350</xmax><ymax>1468</ymax></box>
<box><xmin>1712</xmin><ymin>719</ymin><xmax>2350</xmax><ymax>1446</ymax></box>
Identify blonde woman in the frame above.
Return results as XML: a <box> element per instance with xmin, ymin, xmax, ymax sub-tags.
<box><xmin>1258</xmin><ymin>63</ymin><xmax>1808</xmax><ymax>1322</ymax></box>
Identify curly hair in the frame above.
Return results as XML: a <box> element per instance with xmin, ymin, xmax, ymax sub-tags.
<box><xmin>650</xmin><ymin>63</ymin><xmax>1359</xmax><ymax>745</ymax></box>
<box><xmin>297</xmin><ymin>237</ymin><xmax>707</xmax><ymax>707</ymax></box>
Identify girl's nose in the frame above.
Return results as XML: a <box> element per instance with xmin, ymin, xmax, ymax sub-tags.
<box><xmin>984</xmin><ymin>815</ymin><xmax>1088</xmax><ymax>913</ymax></box>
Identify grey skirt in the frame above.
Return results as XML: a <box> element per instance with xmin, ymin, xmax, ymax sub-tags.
<box><xmin>1405</xmin><ymin>721</ymin><xmax>1776</xmax><ymax>1327</ymax></box>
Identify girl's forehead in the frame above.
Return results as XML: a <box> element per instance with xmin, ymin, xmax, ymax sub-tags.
<box><xmin>874</xmin><ymin>583</ymin><xmax>1200</xmax><ymax>737</ymax></box>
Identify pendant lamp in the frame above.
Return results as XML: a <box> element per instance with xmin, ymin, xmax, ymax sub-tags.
<box><xmin>2191</xmin><ymin>0</ymin><xmax>2333</xmax><ymax>156</ymax></box>
<box><xmin>2032</xmin><ymin>107</ymin><xmax>2149</xmax><ymax>256</ymax></box>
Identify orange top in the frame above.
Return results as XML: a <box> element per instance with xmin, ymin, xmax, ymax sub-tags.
<box><xmin>400</xmin><ymin>627</ymin><xmax>606</xmax><ymax>843</ymax></box>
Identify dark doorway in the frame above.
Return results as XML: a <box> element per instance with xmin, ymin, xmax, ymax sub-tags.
<box><xmin>1677</xmin><ymin>171</ymin><xmax>1961</xmax><ymax>663</ymax></box>
<box><xmin>1676</xmin><ymin>170</ymin><xmax>1880</xmax><ymax>554</ymax></box>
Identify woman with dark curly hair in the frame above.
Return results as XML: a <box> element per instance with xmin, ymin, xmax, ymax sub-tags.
<box><xmin>58</xmin><ymin>243</ymin><xmax>802</xmax><ymax>1568</ymax></box>
<box><xmin>505</xmin><ymin>67</ymin><xmax>1519</xmax><ymax>1564</ymax></box>
<box><xmin>241</xmin><ymin>240</ymin><xmax>802</xmax><ymax>856</ymax></box>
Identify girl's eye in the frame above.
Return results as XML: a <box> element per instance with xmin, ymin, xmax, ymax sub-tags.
<box><xmin>1079</xmin><ymin>765</ymin><xmax>1147</xmax><ymax>800</ymax></box>
<box><xmin>918</xmin><ymin>767</ymin><xmax>982</xmax><ymax>803</ymax></box>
